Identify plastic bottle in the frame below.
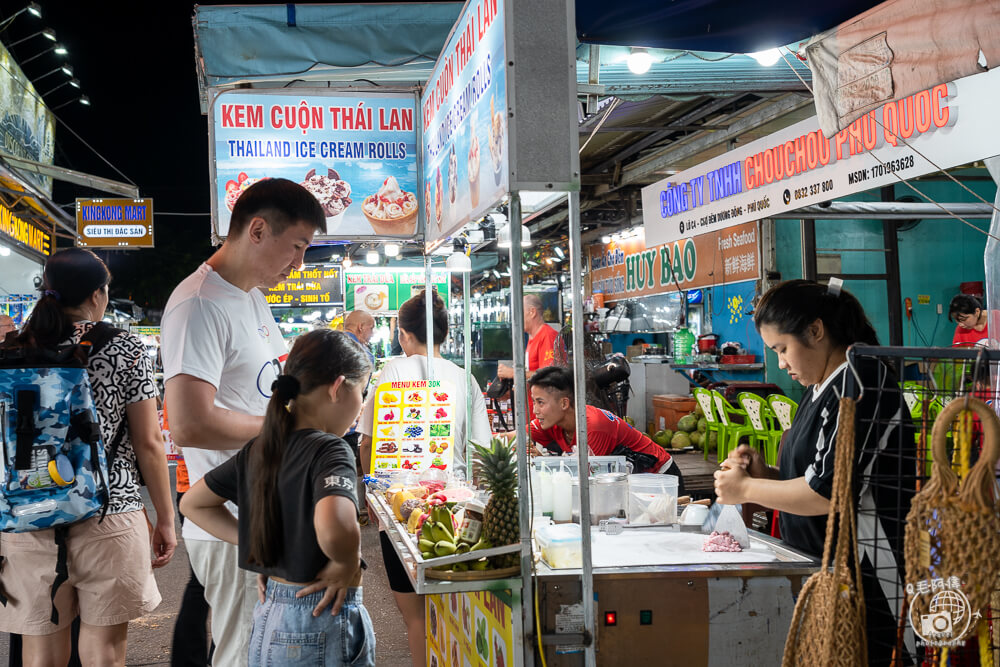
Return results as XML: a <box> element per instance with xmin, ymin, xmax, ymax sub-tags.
<box><xmin>551</xmin><ymin>464</ymin><xmax>572</xmax><ymax>523</ymax></box>
<box><xmin>672</xmin><ymin>327</ymin><xmax>695</xmax><ymax>364</ymax></box>
<box><xmin>539</xmin><ymin>465</ymin><xmax>554</xmax><ymax>518</ymax></box>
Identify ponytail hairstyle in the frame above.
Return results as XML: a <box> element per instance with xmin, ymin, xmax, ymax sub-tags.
<box><xmin>10</xmin><ymin>248</ymin><xmax>111</xmax><ymax>350</ymax></box>
<box><xmin>247</xmin><ymin>329</ymin><xmax>372</xmax><ymax>568</ymax></box>
<box><xmin>396</xmin><ymin>288</ymin><xmax>448</xmax><ymax>345</ymax></box>
<box><xmin>754</xmin><ymin>279</ymin><xmax>879</xmax><ymax>348</ymax></box>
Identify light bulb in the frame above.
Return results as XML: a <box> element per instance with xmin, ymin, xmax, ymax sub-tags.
<box><xmin>554</xmin><ymin>246</ymin><xmax>565</xmax><ymax>259</ymax></box>
<box><xmin>627</xmin><ymin>48</ymin><xmax>653</xmax><ymax>75</ymax></box>
<box><xmin>384</xmin><ymin>243</ymin><xmax>400</xmax><ymax>257</ymax></box>
<box><xmin>446</xmin><ymin>251</ymin><xmax>471</xmax><ymax>272</ymax></box>
<box><xmin>601</xmin><ymin>235</ymin><xmax>612</xmax><ymax>244</ymax></box>
<box><xmin>366</xmin><ymin>250</ymin><xmax>379</xmax><ymax>264</ymax></box>
<box><xmin>748</xmin><ymin>49</ymin><xmax>781</xmax><ymax>67</ymax></box>
<box><xmin>342</xmin><ymin>257</ymin><xmax>353</xmax><ymax>268</ymax></box>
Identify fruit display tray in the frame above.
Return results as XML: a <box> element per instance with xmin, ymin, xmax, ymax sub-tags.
<box><xmin>424</xmin><ymin>565</ymin><xmax>522</xmax><ymax>581</ymax></box>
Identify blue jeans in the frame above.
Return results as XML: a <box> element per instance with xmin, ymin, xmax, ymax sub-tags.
<box><xmin>249</xmin><ymin>581</ymin><xmax>375</xmax><ymax>666</ymax></box>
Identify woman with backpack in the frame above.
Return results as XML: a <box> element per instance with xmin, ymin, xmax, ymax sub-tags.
<box><xmin>0</xmin><ymin>248</ymin><xmax>176</xmax><ymax>665</ymax></box>
<box><xmin>181</xmin><ymin>328</ymin><xmax>375</xmax><ymax>666</ymax></box>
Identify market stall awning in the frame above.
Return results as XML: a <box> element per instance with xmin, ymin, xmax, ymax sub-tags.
<box><xmin>0</xmin><ymin>157</ymin><xmax>75</xmax><ymax>236</ymax></box>
<box><xmin>575</xmin><ymin>0</ymin><xmax>885</xmax><ymax>53</ymax></box>
<box><xmin>193</xmin><ymin>2</ymin><xmax>463</xmax><ymax>108</ymax></box>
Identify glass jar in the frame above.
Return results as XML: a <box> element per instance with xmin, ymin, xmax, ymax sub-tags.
<box><xmin>456</xmin><ymin>500</ymin><xmax>485</xmax><ymax>544</ymax></box>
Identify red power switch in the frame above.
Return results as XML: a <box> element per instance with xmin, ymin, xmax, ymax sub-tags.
<box><xmin>604</xmin><ymin>611</ymin><xmax>617</xmax><ymax>626</ymax></box>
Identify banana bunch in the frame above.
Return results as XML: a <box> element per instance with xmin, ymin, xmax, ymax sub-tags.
<box><xmin>417</xmin><ymin>505</ymin><xmax>494</xmax><ymax>571</ymax></box>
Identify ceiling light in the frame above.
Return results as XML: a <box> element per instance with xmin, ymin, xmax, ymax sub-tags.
<box><xmin>0</xmin><ymin>246</ymin><xmax>10</xmax><ymax>257</ymax></box>
<box><xmin>553</xmin><ymin>246</ymin><xmax>565</xmax><ymax>259</ymax></box>
<box><xmin>365</xmin><ymin>249</ymin><xmax>379</xmax><ymax>264</ymax></box>
<box><xmin>384</xmin><ymin>242</ymin><xmax>400</xmax><ymax>257</ymax></box>
<box><xmin>27</xmin><ymin>3</ymin><xmax>41</xmax><ymax>18</ymax></box>
<box><xmin>527</xmin><ymin>260</ymin><xmax>539</xmax><ymax>267</ymax></box>
<box><xmin>446</xmin><ymin>250</ymin><xmax>471</xmax><ymax>273</ymax></box>
<box><xmin>497</xmin><ymin>224</ymin><xmax>511</xmax><ymax>248</ymax></box>
<box><xmin>42</xmin><ymin>27</ymin><xmax>55</xmax><ymax>40</ymax></box>
<box><xmin>601</xmin><ymin>235</ymin><xmax>612</xmax><ymax>244</ymax></box>
<box><xmin>748</xmin><ymin>48</ymin><xmax>781</xmax><ymax>67</ymax></box>
<box><xmin>627</xmin><ymin>48</ymin><xmax>653</xmax><ymax>75</ymax></box>
<box><xmin>342</xmin><ymin>257</ymin><xmax>353</xmax><ymax>268</ymax></box>
<box><xmin>492</xmin><ymin>269</ymin><xmax>501</xmax><ymax>279</ymax></box>
<box><xmin>53</xmin><ymin>44</ymin><xmax>66</xmax><ymax>55</ymax></box>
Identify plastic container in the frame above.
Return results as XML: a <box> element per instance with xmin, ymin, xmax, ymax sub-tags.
<box><xmin>591</xmin><ymin>472</ymin><xmax>628</xmax><ymax>522</ymax></box>
<box><xmin>651</xmin><ymin>395</ymin><xmax>697</xmax><ymax>432</ymax></box>
<box><xmin>672</xmin><ymin>327</ymin><xmax>695</xmax><ymax>364</ymax></box>
<box><xmin>551</xmin><ymin>468</ymin><xmax>573</xmax><ymax>522</ymax></box>
<box><xmin>532</xmin><ymin>456</ymin><xmax>630</xmax><ymax>477</ymax></box>
<box><xmin>535</xmin><ymin>523</ymin><xmax>582</xmax><ymax>569</ymax></box>
<box><xmin>627</xmin><ymin>474</ymin><xmax>679</xmax><ymax>525</ymax></box>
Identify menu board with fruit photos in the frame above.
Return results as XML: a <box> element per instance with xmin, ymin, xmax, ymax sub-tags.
<box><xmin>370</xmin><ymin>379</ymin><xmax>456</xmax><ymax>473</ymax></box>
<box><xmin>427</xmin><ymin>590</ymin><xmax>515</xmax><ymax>667</ymax></box>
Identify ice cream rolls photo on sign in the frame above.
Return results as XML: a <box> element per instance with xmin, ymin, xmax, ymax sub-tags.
<box><xmin>299</xmin><ymin>167</ymin><xmax>352</xmax><ymax>234</ymax></box>
<box><xmin>362</xmin><ymin>176</ymin><xmax>417</xmax><ymax>236</ymax></box>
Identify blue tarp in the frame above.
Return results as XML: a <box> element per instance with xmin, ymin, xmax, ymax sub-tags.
<box><xmin>194</xmin><ymin>3</ymin><xmax>463</xmax><ymax>85</ymax></box>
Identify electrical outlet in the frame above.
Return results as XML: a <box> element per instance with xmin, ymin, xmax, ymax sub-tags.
<box><xmin>937</xmin><ymin>304</ymin><xmax>943</xmax><ymax>314</ymax></box>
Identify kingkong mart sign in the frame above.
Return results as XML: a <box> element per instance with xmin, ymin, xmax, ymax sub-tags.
<box><xmin>589</xmin><ymin>222</ymin><xmax>759</xmax><ymax>303</ymax></box>
<box><xmin>642</xmin><ymin>67</ymin><xmax>1000</xmax><ymax>247</ymax></box>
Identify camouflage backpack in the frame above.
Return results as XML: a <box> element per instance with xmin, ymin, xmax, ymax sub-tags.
<box><xmin>0</xmin><ymin>323</ymin><xmax>125</xmax><ymax>623</ymax></box>
<box><xmin>0</xmin><ymin>323</ymin><xmax>124</xmax><ymax>533</ymax></box>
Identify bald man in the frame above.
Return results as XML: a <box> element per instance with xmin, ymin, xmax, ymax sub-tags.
<box><xmin>0</xmin><ymin>314</ymin><xmax>15</xmax><ymax>341</ymax></box>
<box><xmin>497</xmin><ymin>293</ymin><xmax>558</xmax><ymax>381</ymax></box>
<box><xmin>344</xmin><ymin>310</ymin><xmax>375</xmax><ymax>352</ymax></box>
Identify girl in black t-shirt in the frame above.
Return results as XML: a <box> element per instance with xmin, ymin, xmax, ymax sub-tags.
<box><xmin>181</xmin><ymin>329</ymin><xmax>375</xmax><ymax>666</ymax></box>
<box><xmin>714</xmin><ymin>280</ymin><xmax>914</xmax><ymax>666</ymax></box>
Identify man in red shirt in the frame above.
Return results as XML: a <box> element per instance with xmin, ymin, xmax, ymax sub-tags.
<box><xmin>528</xmin><ymin>367</ymin><xmax>685</xmax><ymax>490</ymax></box>
<box><xmin>498</xmin><ymin>293</ymin><xmax>559</xmax><ymax>380</ymax></box>
<box><xmin>497</xmin><ymin>293</ymin><xmax>560</xmax><ymax>420</ymax></box>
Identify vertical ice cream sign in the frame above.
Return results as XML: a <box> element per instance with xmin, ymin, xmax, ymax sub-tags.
<box><xmin>209</xmin><ymin>90</ymin><xmax>419</xmax><ymax>240</ymax></box>
<box><xmin>421</xmin><ymin>0</ymin><xmax>507</xmax><ymax>245</ymax></box>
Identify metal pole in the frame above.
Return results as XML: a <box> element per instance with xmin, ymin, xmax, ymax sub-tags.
<box><xmin>463</xmin><ymin>269</ymin><xmax>473</xmax><ymax>482</ymax></box>
<box><xmin>508</xmin><ymin>193</ymin><xmax>535</xmax><ymax>664</ymax></box>
<box><xmin>568</xmin><ymin>190</ymin><xmax>596</xmax><ymax>667</ymax></box>
<box><xmin>425</xmin><ymin>254</ymin><xmax>435</xmax><ymax>381</ymax></box>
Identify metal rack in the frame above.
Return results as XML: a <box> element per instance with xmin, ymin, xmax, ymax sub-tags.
<box><xmin>369</xmin><ymin>493</ymin><xmax>522</xmax><ymax>595</ymax></box>
<box><xmin>846</xmin><ymin>344</ymin><xmax>1000</xmax><ymax>665</ymax></box>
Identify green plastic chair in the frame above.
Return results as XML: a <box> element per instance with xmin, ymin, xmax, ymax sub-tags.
<box><xmin>901</xmin><ymin>381</ymin><xmax>944</xmax><ymax>476</ymax></box>
<box><xmin>737</xmin><ymin>392</ymin><xmax>776</xmax><ymax>465</ymax></box>
<box><xmin>765</xmin><ymin>394</ymin><xmax>798</xmax><ymax>466</ymax></box>
<box><xmin>711</xmin><ymin>390</ymin><xmax>754</xmax><ymax>463</ymax></box>
<box><xmin>693</xmin><ymin>387</ymin><xmax>726</xmax><ymax>461</ymax></box>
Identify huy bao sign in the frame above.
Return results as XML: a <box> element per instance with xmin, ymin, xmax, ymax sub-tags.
<box><xmin>344</xmin><ymin>269</ymin><xmax>449</xmax><ymax>314</ymax></box>
<box><xmin>642</xmin><ymin>67</ymin><xmax>1000</xmax><ymax>247</ymax></box>
<box><xmin>0</xmin><ymin>202</ymin><xmax>50</xmax><ymax>259</ymax></box>
<box><xmin>421</xmin><ymin>0</ymin><xmax>508</xmax><ymax>244</ymax></box>
<box><xmin>264</xmin><ymin>266</ymin><xmax>343</xmax><ymax>307</ymax></box>
<box><xmin>589</xmin><ymin>221</ymin><xmax>759</xmax><ymax>302</ymax></box>
<box><xmin>75</xmin><ymin>199</ymin><xmax>154</xmax><ymax>249</ymax></box>
<box><xmin>210</xmin><ymin>90</ymin><xmax>418</xmax><ymax>240</ymax></box>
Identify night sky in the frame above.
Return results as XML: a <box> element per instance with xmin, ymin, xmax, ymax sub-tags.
<box><xmin>2</xmin><ymin>0</ymin><xmax>451</xmax><ymax>312</ymax></box>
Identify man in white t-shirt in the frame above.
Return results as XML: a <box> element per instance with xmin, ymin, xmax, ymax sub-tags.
<box><xmin>161</xmin><ymin>179</ymin><xmax>325</xmax><ymax>666</ymax></box>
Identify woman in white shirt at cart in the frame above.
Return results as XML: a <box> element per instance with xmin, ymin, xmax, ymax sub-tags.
<box><xmin>358</xmin><ymin>288</ymin><xmax>491</xmax><ymax>667</ymax></box>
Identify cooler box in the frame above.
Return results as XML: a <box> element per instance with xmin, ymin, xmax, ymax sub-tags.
<box><xmin>651</xmin><ymin>395</ymin><xmax>697</xmax><ymax>431</ymax></box>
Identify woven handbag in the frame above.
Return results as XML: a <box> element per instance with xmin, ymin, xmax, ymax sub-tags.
<box><xmin>904</xmin><ymin>395</ymin><xmax>1000</xmax><ymax>642</ymax></box>
<box><xmin>783</xmin><ymin>397</ymin><xmax>868</xmax><ymax>667</ymax></box>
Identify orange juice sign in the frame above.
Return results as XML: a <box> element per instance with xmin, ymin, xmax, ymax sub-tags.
<box><xmin>370</xmin><ymin>380</ymin><xmax>456</xmax><ymax>473</ymax></box>
<box><xmin>427</xmin><ymin>589</ymin><xmax>515</xmax><ymax>667</ymax></box>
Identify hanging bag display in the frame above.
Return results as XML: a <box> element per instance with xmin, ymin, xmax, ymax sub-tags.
<box><xmin>903</xmin><ymin>395</ymin><xmax>1000</xmax><ymax>644</ymax></box>
<box><xmin>782</xmin><ymin>397</ymin><xmax>868</xmax><ymax>666</ymax></box>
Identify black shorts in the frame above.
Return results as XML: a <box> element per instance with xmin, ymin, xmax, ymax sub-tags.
<box><xmin>379</xmin><ymin>530</ymin><xmax>415</xmax><ymax>594</ymax></box>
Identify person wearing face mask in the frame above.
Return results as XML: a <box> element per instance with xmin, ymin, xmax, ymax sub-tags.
<box><xmin>713</xmin><ymin>279</ymin><xmax>914</xmax><ymax>667</ymax></box>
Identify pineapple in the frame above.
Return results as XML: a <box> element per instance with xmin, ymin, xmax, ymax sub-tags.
<box><xmin>473</xmin><ymin>438</ymin><xmax>520</xmax><ymax>547</ymax></box>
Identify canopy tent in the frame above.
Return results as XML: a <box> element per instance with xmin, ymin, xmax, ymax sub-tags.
<box><xmin>574</xmin><ymin>0</ymin><xmax>884</xmax><ymax>53</ymax></box>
